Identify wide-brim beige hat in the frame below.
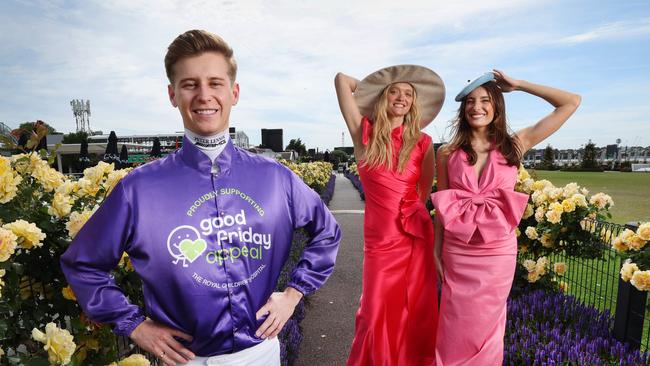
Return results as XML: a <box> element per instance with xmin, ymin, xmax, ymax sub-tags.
<box><xmin>354</xmin><ymin>65</ymin><xmax>445</xmax><ymax>128</ymax></box>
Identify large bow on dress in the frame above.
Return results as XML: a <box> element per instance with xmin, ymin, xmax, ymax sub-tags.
<box><xmin>431</xmin><ymin>188</ymin><xmax>528</xmax><ymax>243</ymax></box>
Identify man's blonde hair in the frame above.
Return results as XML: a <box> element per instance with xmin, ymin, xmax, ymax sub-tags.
<box><xmin>164</xmin><ymin>29</ymin><xmax>238</xmax><ymax>84</ymax></box>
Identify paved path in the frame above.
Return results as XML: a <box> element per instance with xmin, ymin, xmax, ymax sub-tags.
<box><xmin>296</xmin><ymin>174</ymin><xmax>365</xmax><ymax>366</ymax></box>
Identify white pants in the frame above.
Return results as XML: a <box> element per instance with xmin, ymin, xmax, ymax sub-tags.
<box><xmin>180</xmin><ymin>338</ymin><xmax>280</xmax><ymax>366</ymax></box>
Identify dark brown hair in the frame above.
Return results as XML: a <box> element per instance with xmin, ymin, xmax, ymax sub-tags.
<box><xmin>448</xmin><ymin>81</ymin><xmax>521</xmax><ymax>166</ymax></box>
<box><xmin>164</xmin><ymin>30</ymin><xmax>237</xmax><ymax>83</ymax></box>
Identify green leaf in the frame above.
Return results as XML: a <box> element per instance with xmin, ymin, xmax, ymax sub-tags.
<box><xmin>24</xmin><ymin>357</ymin><xmax>50</xmax><ymax>366</ymax></box>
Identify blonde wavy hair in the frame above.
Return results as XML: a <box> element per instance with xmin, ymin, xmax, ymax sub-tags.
<box><xmin>363</xmin><ymin>83</ymin><xmax>421</xmax><ymax>173</ymax></box>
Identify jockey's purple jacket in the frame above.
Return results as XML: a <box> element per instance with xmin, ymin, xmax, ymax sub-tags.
<box><xmin>61</xmin><ymin>136</ymin><xmax>341</xmax><ymax>356</ymax></box>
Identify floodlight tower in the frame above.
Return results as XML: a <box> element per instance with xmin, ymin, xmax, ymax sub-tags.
<box><xmin>70</xmin><ymin>99</ymin><xmax>92</xmax><ymax>133</ymax></box>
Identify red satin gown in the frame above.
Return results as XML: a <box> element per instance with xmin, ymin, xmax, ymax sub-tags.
<box><xmin>347</xmin><ymin>117</ymin><xmax>438</xmax><ymax>366</ymax></box>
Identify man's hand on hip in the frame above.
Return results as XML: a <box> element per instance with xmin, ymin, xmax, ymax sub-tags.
<box><xmin>129</xmin><ymin>318</ymin><xmax>195</xmax><ymax>366</ymax></box>
<box><xmin>255</xmin><ymin>287</ymin><xmax>304</xmax><ymax>339</ymax></box>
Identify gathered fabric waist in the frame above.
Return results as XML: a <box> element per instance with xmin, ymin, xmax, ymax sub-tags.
<box><xmin>442</xmin><ymin>230</ymin><xmax>517</xmax><ymax>256</ymax></box>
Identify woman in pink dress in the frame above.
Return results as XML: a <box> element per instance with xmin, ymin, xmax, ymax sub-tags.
<box><xmin>432</xmin><ymin>70</ymin><xmax>581</xmax><ymax>365</ymax></box>
<box><xmin>335</xmin><ymin>65</ymin><xmax>445</xmax><ymax>365</ymax></box>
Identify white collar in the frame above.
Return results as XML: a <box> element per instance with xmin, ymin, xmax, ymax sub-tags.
<box><xmin>184</xmin><ymin>128</ymin><xmax>230</xmax><ymax>164</ymax></box>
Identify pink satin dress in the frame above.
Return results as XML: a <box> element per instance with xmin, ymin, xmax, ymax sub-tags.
<box><xmin>431</xmin><ymin>148</ymin><xmax>528</xmax><ymax>366</ymax></box>
<box><xmin>348</xmin><ymin>117</ymin><xmax>438</xmax><ymax>366</ymax></box>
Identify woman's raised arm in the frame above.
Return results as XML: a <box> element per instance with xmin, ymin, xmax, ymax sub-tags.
<box><xmin>335</xmin><ymin>72</ymin><xmax>364</xmax><ymax>152</ymax></box>
<box><xmin>494</xmin><ymin>69</ymin><xmax>581</xmax><ymax>153</ymax></box>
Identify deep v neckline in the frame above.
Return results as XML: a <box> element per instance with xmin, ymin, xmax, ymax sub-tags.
<box><xmin>470</xmin><ymin>149</ymin><xmax>492</xmax><ymax>187</ymax></box>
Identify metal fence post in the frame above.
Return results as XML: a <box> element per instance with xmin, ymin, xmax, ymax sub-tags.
<box><xmin>612</xmin><ymin>222</ymin><xmax>646</xmax><ymax>349</ymax></box>
<box><xmin>613</xmin><ymin>275</ymin><xmax>648</xmax><ymax>348</ymax></box>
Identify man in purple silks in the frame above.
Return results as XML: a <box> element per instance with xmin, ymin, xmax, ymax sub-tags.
<box><xmin>61</xmin><ymin>30</ymin><xmax>341</xmax><ymax>366</ymax></box>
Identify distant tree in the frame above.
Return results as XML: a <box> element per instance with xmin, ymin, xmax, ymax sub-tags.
<box><xmin>539</xmin><ymin>144</ymin><xmax>556</xmax><ymax>170</ymax></box>
<box><xmin>581</xmin><ymin>140</ymin><xmax>598</xmax><ymax>169</ymax></box>
<box><xmin>62</xmin><ymin>131</ymin><xmax>89</xmax><ymax>144</ymax></box>
<box><xmin>286</xmin><ymin>138</ymin><xmax>307</xmax><ymax>156</ymax></box>
<box><xmin>19</xmin><ymin>120</ymin><xmax>57</xmax><ymax>134</ymax></box>
<box><xmin>330</xmin><ymin>149</ymin><xmax>349</xmax><ymax>167</ymax></box>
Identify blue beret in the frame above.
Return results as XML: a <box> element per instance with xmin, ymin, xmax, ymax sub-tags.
<box><xmin>455</xmin><ymin>72</ymin><xmax>495</xmax><ymax>102</ymax></box>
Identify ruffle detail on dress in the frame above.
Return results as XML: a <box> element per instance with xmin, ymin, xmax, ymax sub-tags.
<box><xmin>399</xmin><ymin>197</ymin><xmax>433</xmax><ymax>240</ymax></box>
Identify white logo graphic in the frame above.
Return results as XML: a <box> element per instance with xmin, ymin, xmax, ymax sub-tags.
<box><xmin>166</xmin><ymin>225</ymin><xmax>206</xmax><ymax>267</ymax></box>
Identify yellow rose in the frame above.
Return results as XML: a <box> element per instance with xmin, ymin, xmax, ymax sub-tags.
<box><xmin>0</xmin><ymin>228</ymin><xmax>18</xmax><ymax>262</ymax></box>
<box><xmin>562</xmin><ymin>183</ymin><xmax>579</xmax><ymax>198</ymax></box>
<box><xmin>56</xmin><ymin>180</ymin><xmax>77</xmax><ymax>196</ymax></box>
<box><xmin>11</xmin><ymin>153</ymin><xmax>43</xmax><ymax>174</ymax></box>
<box><xmin>515</xmin><ymin>227</ymin><xmax>521</xmax><ymax>237</ymax></box>
<box><xmin>637</xmin><ymin>222</ymin><xmax>650</xmax><ymax>241</ymax></box>
<box><xmin>48</xmin><ymin>192</ymin><xmax>73</xmax><ymax>219</ymax></box>
<box><xmin>525</xmin><ymin>226</ymin><xmax>538</xmax><ymax>240</ymax></box>
<box><xmin>620</xmin><ymin>228</ymin><xmax>636</xmax><ymax>241</ymax></box>
<box><xmin>517</xmin><ymin>166</ymin><xmax>530</xmax><ymax>182</ymax></box>
<box><xmin>548</xmin><ymin>202</ymin><xmax>563</xmax><ymax>213</ymax></box>
<box><xmin>561</xmin><ymin>199</ymin><xmax>576</xmax><ymax>213</ymax></box>
<box><xmin>553</xmin><ymin>262</ymin><xmax>567</xmax><ymax>275</ymax></box>
<box><xmin>3</xmin><ymin>219</ymin><xmax>46</xmax><ymax>249</ymax></box>
<box><xmin>527</xmin><ymin>271</ymin><xmax>540</xmax><ymax>283</ymax></box>
<box><xmin>521</xmin><ymin>178</ymin><xmax>534</xmax><ymax>193</ymax></box>
<box><xmin>620</xmin><ymin>260</ymin><xmax>639</xmax><ymax>282</ymax></box>
<box><xmin>532</xmin><ymin>179</ymin><xmax>553</xmax><ymax>191</ymax></box>
<box><xmin>540</xmin><ymin>233</ymin><xmax>554</xmax><ymax>248</ymax></box>
<box><xmin>631</xmin><ymin>270</ymin><xmax>650</xmax><ymax>291</ymax></box>
<box><xmin>627</xmin><ymin>234</ymin><xmax>647</xmax><ymax>251</ymax></box>
<box><xmin>113</xmin><ymin>354</ymin><xmax>151</xmax><ymax>366</ymax></box>
<box><xmin>31</xmin><ymin>323</ymin><xmax>76</xmax><ymax>366</ymax></box>
<box><xmin>66</xmin><ymin>208</ymin><xmax>97</xmax><ymax>238</ymax></box>
<box><xmin>571</xmin><ymin>193</ymin><xmax>588</xmax><ymax>207</ymax></box>
<box><xmin>522</xmin><ymin>259</ymin><xmax>537</xmax><ymax>272</ymax></box>
<box><xmin>104</xmin><ymin>169</ymin><xmax>130</xmax><ymax>196</ymax></box>
<box><xmin>83</xmin><ymin>164</ymin><xmax>107</xmax><ymax>185</ymax></box>
<box><xmin>534</xmin><ymin>207</ymin><xmax>545</xmax><ymax>223</ymax></box>
<box><xmin>78</xmin><ymin>177</ymin><xmax>101</xmax><ymax>197</ymax></box>
<box><xmin>0</xmin><ymin>159</ymin><xmax>23</xmax><ymax>204</ymax></box>
<box><xmin>536</xmin><ymin>257</ymin><xmax>549</xmax><ymax>275</ymax></box>
<box><xmin>534</xmin><ymin>192</ymin><xmax>548</xmax><ymax>206</ymax></box>
<box><xmin>546</xmin><ymin>187</ymin><xmax>563</xmax><ymax>200</ymax></box>
<box><xmin>31</xmin><ymin>162</ymin><xmax>65</xmax><ymax>192</ymax></box>
<box><xmin>522</xmin><ymin>204</ymin><xmax>534</xmax><ymax>219</ymax></box>
<box><xmin>61</xmin><ymin>286</ymin><xmax>76</xmax><ymax>301</ymax></box>
<box><xmin>589</xmin><ymin>192</ymin><xmax>614</xmax><ymax>209</ymax></box>
<box><xmin>612</xmin><ymin>236</ymin><xmax>629</xmax><ymax>252</ymax></box>
<box><xmin>545</xmin><ymin>210</ymin><xmax>562</xmax><ymax>224</ymax></box>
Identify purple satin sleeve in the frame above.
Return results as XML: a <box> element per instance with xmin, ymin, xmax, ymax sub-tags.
<box><xmin>60</xmin><ymin>182</ymin><xmax>145</xmax><ymax>336</ymax></box>
<box><xmin>287</xmin><ymin>173</ymin><xmax>341</xmax><ymax>296</ymax></box>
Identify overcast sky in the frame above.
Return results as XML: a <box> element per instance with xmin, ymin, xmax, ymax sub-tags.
<box><xmin>1</xmin><ymin>0</ymin><xmax>649</xmax><ymax>150</ymax></box>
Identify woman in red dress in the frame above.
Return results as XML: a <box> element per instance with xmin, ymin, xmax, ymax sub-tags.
<box><xmin>335</xmin><ymin>65</ymin><xmax>445</xmax><ymax>365</ymax></box>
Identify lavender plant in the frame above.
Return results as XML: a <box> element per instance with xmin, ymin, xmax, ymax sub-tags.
<box><xmin>505</xmin><ymin>290</ymin><xmax>650</xmax><ymax>365</ymax></box>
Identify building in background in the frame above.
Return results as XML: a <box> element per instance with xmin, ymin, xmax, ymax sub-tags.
<box><xmin>229</xmin><ymin>127</ymin><xmax>249</xmax><ymax>149</ymax></box>
<box><xmin>261</xmin><ymin>128</ymin><xmax>283</xmax><ymax>152</ymax></box>
<box><xmin>88</xmin><ymin>133</ymin><xmax>183</xmax><ymax>157</ymax></box>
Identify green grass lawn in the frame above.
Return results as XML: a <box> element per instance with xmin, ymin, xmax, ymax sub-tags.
<box><xmin>532</xmin><ymin>170</ymin><xmax>650</xmax><ymax>224</ymax></box>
